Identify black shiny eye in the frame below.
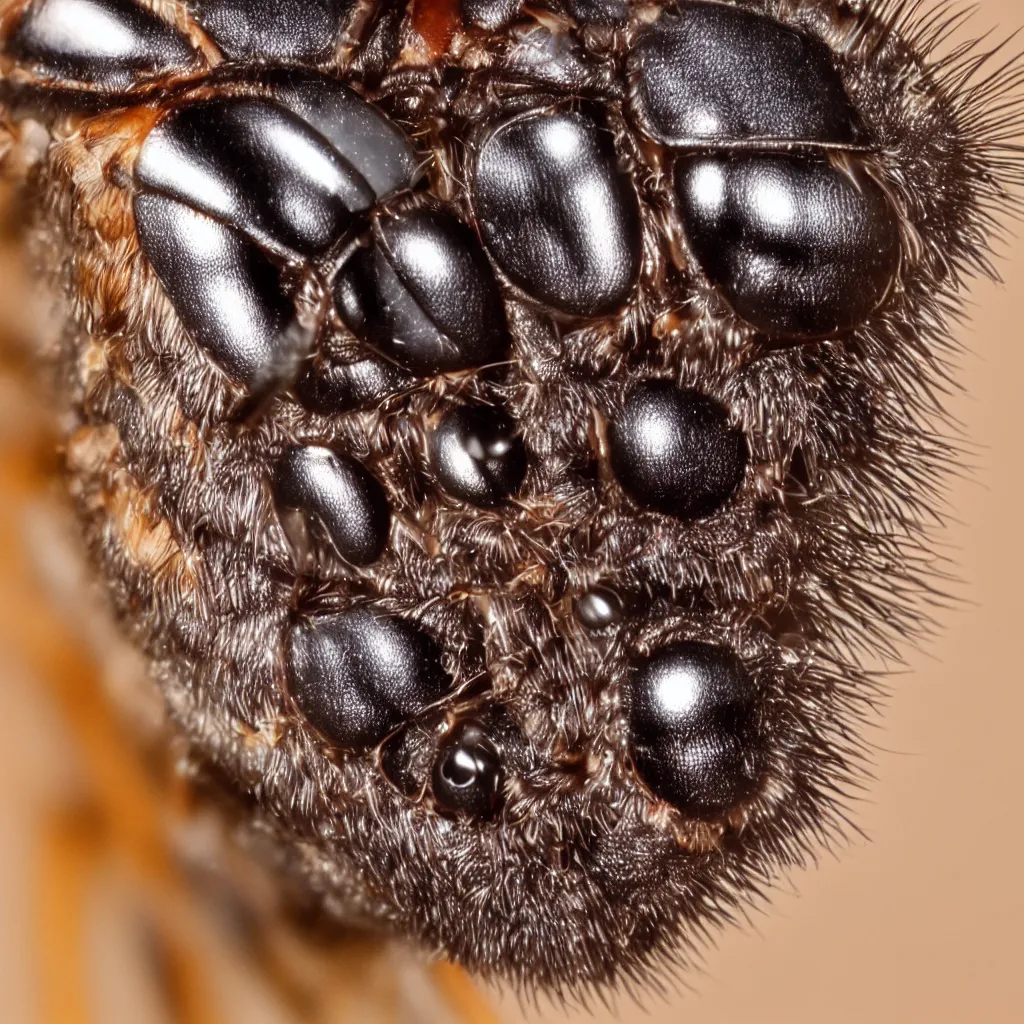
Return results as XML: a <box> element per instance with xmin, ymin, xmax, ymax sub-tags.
<box><xmin>574</xmin><ymin>587</ymin><xmax>624</xmax><ymax>631</ymax></box>
<box><xmin>473</xmin><ymin>109</ymin><xmax>642</xmax><ymax>317</ymax></box>
<box><xmin>133</xmin><ymin>193</ymin><xmax>297</xmax><ymax>390</ymax></box>
<box><xmin>626</xmin><ymin>642</ymin><xmax>764</xmax><ymax>816</ymax></box>
<box><xmin>287</xmin><ymin>609</ymin><xmax>452</xmax><ymax>752</ymax></box>
<box><xmin>191</xmin><ymin>0</ymin><xmax>355</xmax><ymax>61</ymax></box>
<box><xmin>137</xmin><ymin>97</ymin><xmax>374</xmax><ymax>258</ymax></box>
<box><xmin>273</xmin><ymin>446</ymin><xmax>390</xmax><ymax>567</ymax></box>
<box><xmin>628</xmin><ymin>1</ymin><xmax>861</xmax><ymax>146</ymax></box>
<box><xmin>429</xmin><ymin>405</ymin><xmax>527</xmax><ymax>508</ymax></box>
<box><xmin>335</xmin><ymin>208</ymin><xmax>510</xmax><ymax>376</ymax></box>
<box><xmin>432</xmin><ymin>720</ymin><xmax>504</xmax><ymax>819</ymax></box>
<box><xmin>609</xmin><ymin>380</ymin><xmax>747</xmax><ymax>520</ymax></box>
<box><xmin>5</xmin><ymin>0</ymin><xmax>197</xmax><ymax>89</ymax></box>
<box><xmin>265</xmin><ymin>68</ymin><xmax>421</xmax><ymax>200</ymax></box>
<box><xmin>677</xmin><ymin>155</ymin><xmax>901</xmax><ymax>337</ymax></box>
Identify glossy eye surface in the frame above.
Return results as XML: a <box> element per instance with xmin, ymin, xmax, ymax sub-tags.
<box><xmin>336</xmin><ymin>209</ymin><xmax>510</xmax><ymax>376</ymax></box>
<box><xmin>609</xmin><ymin>381</ymin><xmax>747</xmax><ymax>520</ymax></box>
<box><xmin>626</xmin><ymin>642</ymin><xmax>764</xmax><ymax>816</ymax></box>
<box><xmin>294</xmin><ymin>357</ymin><xmax>409</xmax><ymax>415</ymax></box>
<box><xmin>429</xmin><ymin>404</ymin><xmax>527</xmax><ymax>507</ymax></box>
<box><xmin>287</xmin><ymin>609</ymin><xmax>451</xmax><ymax>752</ymax></box>
<box><xmin>473</xmin><ymin>109</ymin><xmax>642</xmax><ymax>317</ymax></box>
<box><xmin>137</xmin><ymin>97</ymin><xmax>374</xmax><ymax>257</ymax></box>
<box><xmin>191</xmin><ymin>0</ymin><xmax>356</xmax><ymax>61</ymax></box>
<box><xmin>274</xmin><ymin>446</ymin><xmax>390</xmax><ymax>567</ymax></box>
<box><xmin>629</xmin><ymin>1</ymin><xmax>861</xmax><ymax>146</ymax></box>
<box><xmin>132</xmin><ymin>193</ymin><xmax>297</xmax><ymax>390</ymax></box>
<box><xmin>574</xmin><ymin>587</ymin><xmax>624</xmax><ymax>631</ymax></box>
<box><xmin>5</xmin><ymin>0</ymin><xmax>197</xmax><ymax>88</ymax></box>
<box><xmin>677</xmin><ymin>155</ymin><xmax>901</xmax><ymax>337</ymax></box>
<box><xmin>432</xmin><ymin>719</ymin><xmax>504</xmax><ymax>819</ymax></box>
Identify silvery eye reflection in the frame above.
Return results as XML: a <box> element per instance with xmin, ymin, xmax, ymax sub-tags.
<box><xmin>626</xmin><ymin>642</ymin><xmax>765</xmax><ymax>816</ymax></box>
<box><xmin>677</xmin><ymin>155</ymin><xmax>900</xmax><ymax>338</ymax></box>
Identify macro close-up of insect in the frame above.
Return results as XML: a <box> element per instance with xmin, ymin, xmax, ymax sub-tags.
<box><xmin>2</xmin><ymin>0</ymin><xmax>1024</xmax><ymax>1021</ymax></box>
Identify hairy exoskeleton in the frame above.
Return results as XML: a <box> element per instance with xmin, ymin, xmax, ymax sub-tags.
<box><xmin>1</xmin><ymin>0</ymin><xmax>1021</xmax><ymax>996</ymax></box>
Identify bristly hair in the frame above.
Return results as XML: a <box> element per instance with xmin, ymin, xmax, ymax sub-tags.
<box><xmin>2</xmin><ymin>0</ymin><xmax>1024</xmax><ymax>1004</ymax></box>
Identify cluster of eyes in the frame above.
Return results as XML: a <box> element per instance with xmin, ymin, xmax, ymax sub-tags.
<box><xmin>3</xmin><ymin>0</ymin><xmax>905</xmax><ymax>823</ymax></box>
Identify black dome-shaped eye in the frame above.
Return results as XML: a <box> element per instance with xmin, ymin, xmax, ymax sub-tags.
<box><xmin>676</xmin><ymin>155</ymin><xmax>900</xmax><ymax>338</ymax></box>
<box><xmin>429</xmin><ymin>405</ymin><xmax>527</xmax><ymax>508</ymax></box>
<box><xmin>626</xmin><ymin>642</ymin><xmax>764</xmax><ymax>816</ymax></box>
<box><xmin>273</xmin><ymin>446</ymin><xmax>390</xmax><ymax>566</ymax></box>
<box><xmin>628</xmin><ymin>2</ymin><xmax>861</xmax><ymax>146</ymax></box>
<box><xmin>136</xmin><ymin>96</ymin><xmax>375</xmax><ymax>259</ymax></box>
<box><xmin>335</xmin><ymin>208</ymin><xmax>510</xmax><ymax>376</ymax></box>
<box><xmin>575</xmin><ymin>587</ymin><xmax>625</xmax><ymax>631</ymax></box>
<box><xmin>609</xmin><ymin>381</ymin><xmax>747</xmax><ymax>521</ymax></box>
<box><xmin>133</xmin><ymin>193</ymin><xmax>298</xmax><ymax>391</ymax></box>
<box><xmin>432</xmin><ymin>720</ymin><xmax>504</xmax><ymax>819</ymax></box>
<box><xmin>473</xmin><ymin>109</ymin><xmax>642</xmax><ymax>317</ymax></box>
<box><xmin>5</xmin><ymin>0</ymin><xmax>198</xmax><ymax>90</ymax></box>
<box><xmin>287</xmin><ymin>609</ymin><xmax>452</xmax><ymax>752</ymax></box>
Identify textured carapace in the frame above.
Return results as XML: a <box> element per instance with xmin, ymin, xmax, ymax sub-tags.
<box><xmin>1</xmin><ymin>0</ymin><xmax>1022</xmax><ymax>997</ymax></box>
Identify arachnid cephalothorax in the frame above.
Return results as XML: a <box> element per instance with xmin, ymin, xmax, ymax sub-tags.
<box><xmin>1</xmin><ymin>0</ymin><xmax>1021</xmax><ymax>996</ymax></box>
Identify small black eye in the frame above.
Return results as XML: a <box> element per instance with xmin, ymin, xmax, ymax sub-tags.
<box><xmin>626</xmin><ymin>642</ymin><xmax>764</xmax><ymax>817</ymax></box>
<box><xmin>133</xmin><ymin>193</ymin><xmax>296</xmax><ymax>391</ymax></box>
<box><xmin>575</xmin><ymin>587</ymin><xmax>625</xmax><ymax>631</ymax></box>
<box><xmin>295</xmin><ymin>357</ymin><xmax>409</xmax><ymax>415</ymax></box>
<box><xmin>609</xmin><ymin>381</ymin><xmax>747</xmax><ymax>520</ymax></box>
<box><xmin>432</xmin><ymin>720</ymin><xmax>504</xmax><ymax>819</ymax></box>
<box><xmin>429</xmin><ymin>405</ymin><xmax>527</xmax><ymax>508</ymax></box>
<box><xmin>287</xmin><ymin>609</ymin><xmax>451</xmax><ymax>752</ymax></box>
<box><xmin>273</xmin><ymin>446</ymin><xmax>390</xmax><ymax>566</ymax></box>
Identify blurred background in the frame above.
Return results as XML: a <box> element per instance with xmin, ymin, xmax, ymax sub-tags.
<box><xmin>3</xmin><ymin>1</ymin><xmax>1024</xmax><ymax>1021</ymax></box>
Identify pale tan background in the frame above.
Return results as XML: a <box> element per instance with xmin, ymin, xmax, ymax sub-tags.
<box><xmin>4</xmin><ymin>1</ymin><xmax>1024</xmax><ymax>1021</ymax></box>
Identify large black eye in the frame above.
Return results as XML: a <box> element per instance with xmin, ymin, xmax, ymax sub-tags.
<box><xmin>463</xmin><ymin>0</ymin><xmax>520</xmax><ymax>29</ymax></box>
<box><xmin>136</xmin><ymin>97</ymin><xmax>373</xmax><ymax>259</ymax></box>
<box><xmin>265</xmin><ymin>69</ymin><xmax>421</xmax><ymax>200</ymax></box>
<box><xmin>5</xmin><ymin>0</ymin><xmax>197</xmax><ymax>89</ymax></box>
<box><xmin>273</xmin><ymin>446</ymin><xmax>390</xmax><ymax>567</ymax></box>
<box><xmin>432</xmin><ymin>720</ymin><xmax>504</xmax><ymax>819</ymax></box>
<box><xmin>335</xmin><ymin>208</ymin><xmax>510</xmax><ymax>376</ymax></box>
<box><xmin>609</xmin><ymin>381</ymin><xmax>747</xmax><ymax>520</ymax></box>
<box><xmin>429</xmin><ymin>405</ymin><xmax>527</xmax><ymax>508</ymax></box>
<box><xmin>628</xmin><ymin>1</ymin><xmax>861</xmax><ymax>146</ymax></box>
<box><xmin>676</xmin><ymin>155</ymin><xmax>900</xmax><ymax>337</ymax></box>
<box><xmin>473</xmin><ymin>109</ymin><xmax>642</xmax><ymax>317</ymax></box>
<box><xmin>626</xmin><ymin>642</ymin><xmax>764</xmax><ymax>817</ymax></box>
<box><xmin>133</xmin><ymin>193</ymin><xmax>297</xmax><ymax>391</ymax></box>
<box><xmin>287</xmin><ymin>609</ymin><xmax>452</xmax><ymax>752</ymax></box>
